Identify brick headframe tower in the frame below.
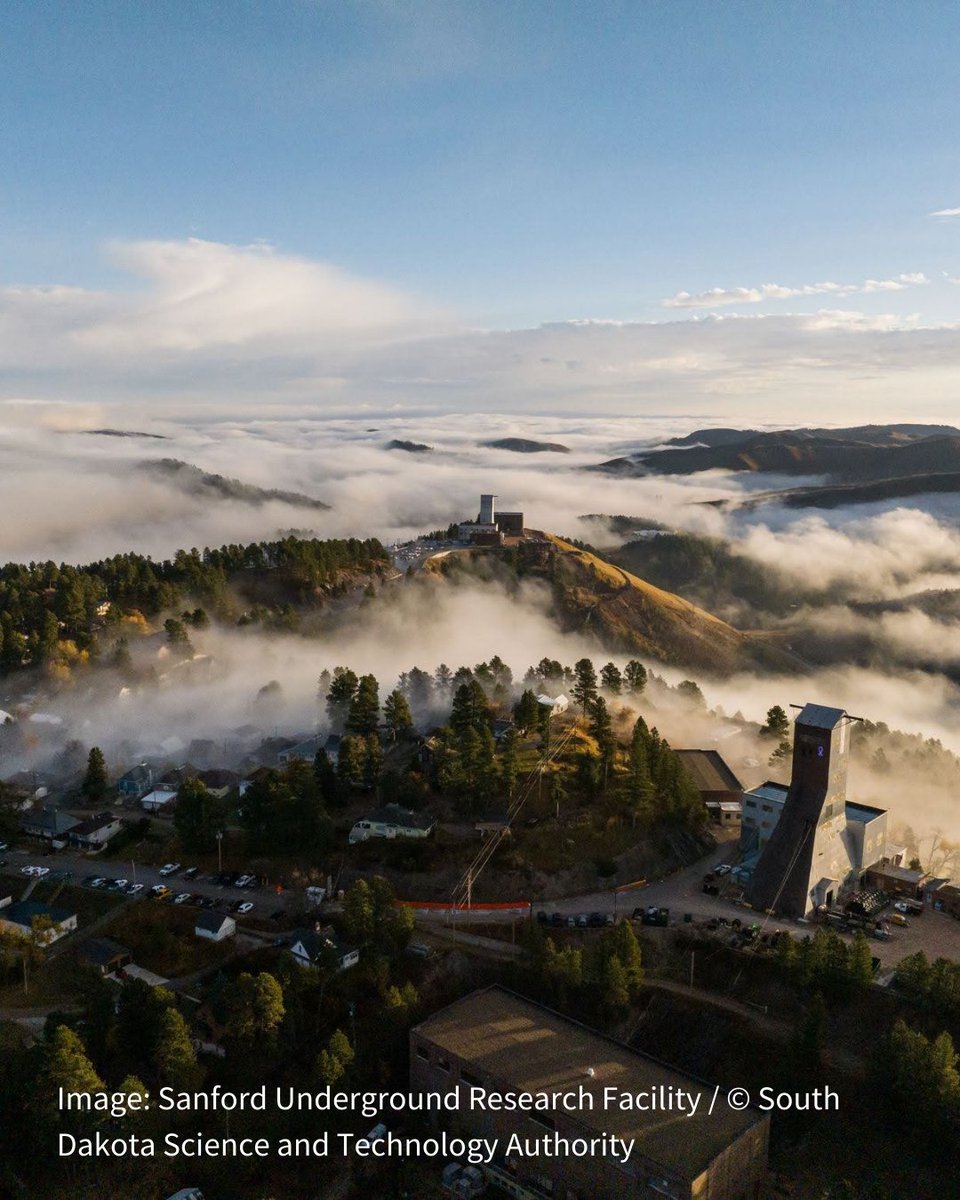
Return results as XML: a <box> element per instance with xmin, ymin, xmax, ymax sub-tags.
<box><xmin>748</xmin><ymin>703</ymin><xmax>859</xmax><ymax>919</ymax></box>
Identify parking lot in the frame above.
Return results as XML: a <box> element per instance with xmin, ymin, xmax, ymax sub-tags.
<box><xmin>7</xmin><ymin>850</ymin><xmax>309</xmax><ymax>925</ymax></box>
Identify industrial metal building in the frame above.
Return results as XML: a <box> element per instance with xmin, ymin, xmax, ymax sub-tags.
<box><xmin>748</xmin><ymin>703</ymin><xmax>890</xmax><ymax>918</ymax></box>
<box><xmin>411</xmin><ymin>986</ymin><xmax>769</xmax><ymax>1200</ymax></box>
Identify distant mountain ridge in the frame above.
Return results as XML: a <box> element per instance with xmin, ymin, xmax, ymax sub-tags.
<box><xmin>483</xmin><ymin>437</ymin><xmax>570</xmax><ymax>453</ymax></box>
<box><xmin>141</xmin><ymin>458</ymin><xmax>331</xmax><ymax>510</ymax></box>
<box><xmin>593</xmin><ymin>424</ymin><xmax>960</xmax><ymax>481</ymax></box>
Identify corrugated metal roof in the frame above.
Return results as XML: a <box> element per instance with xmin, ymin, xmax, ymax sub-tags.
<box><xmin>675</xmin><ymin>749</ymin><xmax>743</xmax><ymax>793</ymax></box>
<box><xmin>413</xmin><ymin>986</ymin><xmax>765</xmax><ymax>1181</ymax></box>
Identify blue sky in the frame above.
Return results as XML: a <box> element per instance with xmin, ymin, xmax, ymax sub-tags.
<box><xmin>2</xmin><ymin>1</ymin><xmax>960</xmax><ymax>419</ymax></box>
<box><xmin>3</xmin><ymin>0</ymin><xmax>959</xmax><ymax>324</ymax></box>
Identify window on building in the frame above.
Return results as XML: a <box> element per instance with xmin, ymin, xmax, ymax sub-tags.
<box><xmin>436</xmin><ymin>1057</ymin><xmax>451</xmax><ymax>1073</ymax></box>
<box><xmin>416</xmin><ymin>1046</ymin><xmax>429</xmax><ymax>1061</ymax></box>
<box><xmin>761</xmin><ymin>804</ymin><xmax>772</xmax><ymax>813</ymax></box>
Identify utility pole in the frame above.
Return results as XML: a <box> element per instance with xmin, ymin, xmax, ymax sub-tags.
<box><xmin>131</xmin><ymin>860</ymin><xmax>137</xmax><ymax>885</ymax></box>
<box><xmin>690</xmin><ymin>950</ymin><xmax>695</xmax><ymax>988</ymax></box>
<box><xmin>216</xmin><ymin>830</ymin><xmax>223</xmax><ymax>873</ymax></box>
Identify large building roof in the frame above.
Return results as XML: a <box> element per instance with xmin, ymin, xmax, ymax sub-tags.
<box><xmin>674</xmin><ymin>749</ymin><xmax>742</xmax><ymax>794</ymax></box>
<box><xmin>413</xmin><ymin>986</ymin><xmax>765</xmax><ymax>1181</ymax></box>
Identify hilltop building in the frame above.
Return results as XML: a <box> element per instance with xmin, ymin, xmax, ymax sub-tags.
<box><xmin>458</xmin><ymin>493</ymin><xmax>525</xmax><ymax>544</ymax></box>
<box><xmin>411</xmin><ymin>986</ymin><xmax>769</xmax><ymax>1200</ymax></box>
<box><xmin>748</xmin><ymin>703</ymin><xmax>889</xmax><ymax>918</ymax></box>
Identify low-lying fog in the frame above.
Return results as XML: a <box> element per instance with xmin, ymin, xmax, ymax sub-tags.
<box><xmin>3</xmin><ymin>403</ymin><xmax>960</xmax><ymax>844</ymax></box>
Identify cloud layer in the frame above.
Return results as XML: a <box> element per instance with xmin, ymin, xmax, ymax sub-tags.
<box><xmin>662</xmin><ymin>273</ymin><xmax>928</xmax><ymax>309</ymax></box>
<box><xmin>2</xmin><ymin>240</ymin><xmax>960</xmax><ymax>420</ymax></box>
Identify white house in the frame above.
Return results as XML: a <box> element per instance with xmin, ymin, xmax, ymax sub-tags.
<box><xmin>537</xmin><ymin>693</ymin><xmax>569</xmax><ymax>714</ymax></box>
<box><xmin>348</xmin><ymin>803</ymin><xmax>435</xmax><ymax>845</ymax></box>
<box><xmin>289</xmin><ymin>926</ymin><xmax>359</xmax><ymax>971</ymax></box>
<box><xmin>0</xmin><ymin>901</ymin><xmax>77</xmax><ymax>944</ymax></box>
<box><xmin>194</xmin><ymin>912</ymin><xmax>236</xmax><ymax>942</ymax></box>
<box><xmin>69</xmin><ymin>812</ymin><xmax>122</xmax><ymax>849</ymax></box>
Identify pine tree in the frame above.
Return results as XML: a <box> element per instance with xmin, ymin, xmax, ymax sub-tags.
<box><xmin>153</xmin><ymin>1008</ymin><xmax>201</xmax><ymax>1090</ymax></box>
<box><xmin>572</xmin><ymin>658</ymin><xmax>598</xmax><ymax>714</ymax></box>
<box><xmin>81</xmin><ymin>746</ymin><xmax>108</xmax><ymax>805</ymax></box>
<box><xmin>35</xmin><ymin>1025</ymin><xmax>104</xmax><ymax>1124</ymax></box>
<box><xmin>174</xmin><ymin>777</ymin><xmax>226</xmax><ymax>852</ymax></box>
<box><xmin>326</xmin><ymin>667</ymin><xmax>358</xmax><ymax>730</ymax></box>
<box><xmin>347</xmin><ymin>674</ymin><xmax>380</xmax><ymax>735</ymax></box>
<box><xmin>600</xmin><ymin>663</ymin><xmax>622</xmax><ymax>694</ymax></box>
<box><xmin>513</xmin><ymin>689</ymin><xmax>541</xmax><ymax>733</ymax></box>
<box><xmin>623</xmin><ymin>660</ymin><xmax>647</xmax><ymax>694</ymax></box>
<box><xmin>500</xmin><ymin>728</ymin><xmax>520</xmax><ymax>797</ymax></box>
<box><xmin>384</xmin><ymin>689</ymin><xmax>414</xmax><ymax>738</ymax></box>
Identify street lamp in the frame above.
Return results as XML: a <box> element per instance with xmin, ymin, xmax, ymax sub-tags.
<box><xmin>216</xmin><ymin>830</ymin><xmax>223</xmax><ymax>873</ymax></box>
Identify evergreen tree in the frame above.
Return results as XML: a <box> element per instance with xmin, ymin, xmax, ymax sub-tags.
<box><xmin>623</xmin><ymin>659</ymin><xmax>647</xmax><ymax>694</ymax></box>
<box><xmin>600</xmin><ymin>662</ymin><xmax>622</xmax><ymax>694</ymax></box>
<box><xmin>572</xmin><ymin>658</ymin><xmax>598</xmax><ymax>714</ymax></box>
<box><xmin>347</xmin><ymin>673</ymin><xmax>380</xmax><ymax>735</ymax></box>
<box><xmin>513</xmin><ymin>688</ymin><xmax>541</xmax><ymax>733</ymax></box>
<box><xmin>384</xmin><ymin>689</ymin><xmax>414</xmax><ymax>738</ymax></box>
<box><xmin>34</xmin><ymin>1025</ymin><xmax>104</xmax><ymax>1126</ymax></box>
<box><xmin>153</xmin><ymin>1007</ymin><xmax>201</xmax><ymax>1090</ymax></box>
<box><xmin>325</xmin><ymin>667</ymin><xmax>358</xmax><ymax>730</ymax></box>
<box><xmin>336</xmin><ymin>734</ymin><xmax>367</xmax><ymax>791</ymax></box>
<box><xmin>761</xmin><ymin>704</ymin><xmax>790</xmax><ymax>740</ymax></box>
<box><xmin>81</xmin><ymin>746</ymin><xmax>109</xmax><ymax>805</ymax></box>
<box><xmin>174</xmin><ymin>777</ymin><xmax>227</xmax><ymax>853</ymax></box>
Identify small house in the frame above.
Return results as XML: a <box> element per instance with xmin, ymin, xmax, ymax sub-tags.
<box><xmin>289</xmin><ymin>926</ymin><xmax>359</xmax><ymax>971</ymax></box>
<box><xmin>0</xmin><ymin>900</ymin><xmax>77</xmax><ymax>944</ymax></box>
<box><xmin>348</xmin><ymin>803</ymin><xmax>436</xmax><ymax>844</ymax></box>
<box><xmin>80</xmin><ymin>937</ymin><xmax>131</xmax><ymax>976</ymax></box>
<box><xmin>69</xmin><ymin>812</ymin><xmax>122</xmax><ymax>849</ymax></box>
<box><xmin>141</xmin><ymin>787</ymin><xmax>177</xmax><ymax>813</ymax></box>
<box><xmin>194</xmin><ymin>912</ymin><xmax>236</xmax><ymax>942</ymax></box>
<box><xmin>536</xmin><ymin>693</ymin><xmax>569</xmax><ymax>714</ymax></box>
<box><xmin>20</xmin><ymin>806</ymin><xmax>80</xmax><ymax>846</ymax></box>
<box><xmin>117</xmin><ymin>763</ymin><xmax>154</xmax><ymax>798</ymax></box>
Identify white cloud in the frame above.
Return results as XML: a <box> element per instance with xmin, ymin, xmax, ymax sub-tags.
<box><xmin>0</xmin><ymin>241</ymin><xmax>959</xmax><ymax>419</ymax></box>
<box><xmin>0</xmin><ymin>237</ymin><xmax>445</xmax><ymax>368</ymax></box>
<box><xmin>662</xmin><ymin>273</ymin><xmax>928</xmax><ymax>309</ymax></box>
<box><xmin>930</xmin><ymin>207</ymin><xmax>960</xmax><ymax>217</ymax></box>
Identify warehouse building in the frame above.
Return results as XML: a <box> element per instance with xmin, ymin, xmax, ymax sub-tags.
<box><xmin>675</xmin><ymin>749</ymin><xmax>742</xmax><ymax>824</ymax></box>
<box><xmin>411</xmin><ymin>986</ymin><xmax>769</xmax><ymax>1200</ymax></box>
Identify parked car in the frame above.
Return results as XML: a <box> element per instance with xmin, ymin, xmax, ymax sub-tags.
<box><xmin>587</xmin><ymin>912</ymin><xmax>605</xmax><ymax>927</ymax></box>
<box><xmin>150</xmin><ymin>884</ymin><xmax>170</xmax><ymax>899</ymax></box>
<box><xmin>536</xmin><ymin>910</ymin><xmax>548</xmax><ymax>925</ymax></box>
<box><xmin>715</xmin><ymin>864</ymin><xmax>732</xmax><ymax>876</ymax></box>
<box><xmin>158</xmin><ymin>863</ymin><xmax>181</xmax><ymax>877</ymax></box>
<box><xmin>127</xmin><ymin>883</ymin><xmax>144</xmax><ymax>895</ymax></box>
<box><xmin>0</xmin><ymin>841</ymin><xmax>9</xmax><ymax>852</ymax></box>
<box><xmin>550</xmin><ymin>913</ymin><xmax>564</xmax><ymax>927</ymax></box>
<box><xmin>182</xmin><ymin>867</ymin><xmax>199</xmax><ymax>880</ymax></box>
<box><xmin>48</xmin><ymin>870</ymin><xmax>73</xmax><ymax>882</ymax></box>
<box><xmin>236</xmin><ymin>901</ymin><xmax>254</xmax><ymax>914</ymax></box>
<box><xmin>108</xmin><ymin>878</ymin><xmax>129</xmax><ymax>892</ymax></box>
<box><xmin>889</xmin><ymin>913</ymin><xmax>909</xmax><ymax>927</ymax></box>
<box><xmin>173</xmin><ymin>892</ymin><xmax>192</xmax><ymax>905</ymax></box>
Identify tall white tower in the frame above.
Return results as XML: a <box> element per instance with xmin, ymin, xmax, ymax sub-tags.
<box><xmin>479</xmin><ymin>494</ymin><xmax>497</xmax><ymax>524</ymax></box>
